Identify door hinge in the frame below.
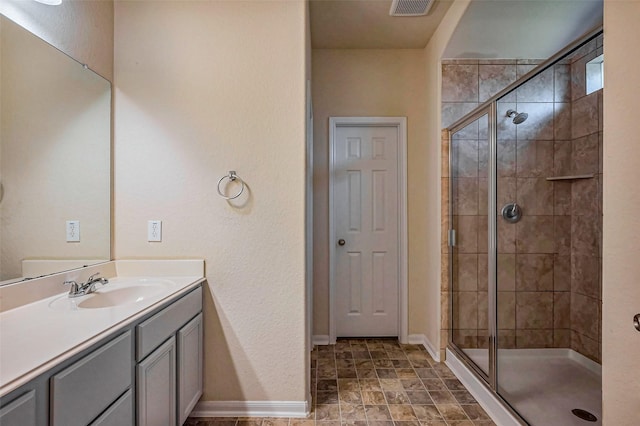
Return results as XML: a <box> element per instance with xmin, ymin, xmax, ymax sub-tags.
<box><xmin>448</xmin><ymin>229</ymin><xmax>456</xmax><ymax>247</ymax></box>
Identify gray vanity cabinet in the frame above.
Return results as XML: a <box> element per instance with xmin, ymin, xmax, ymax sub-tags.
<box><xmin>90</xmin><ymin>389</ymin><xmax>134</xmax><ymax>426</ymax></box>
<box><xmin>137</xmin><ymin>337</ymin><xmax>177</xmax><ymax>425</ymax></box>
<box><xmin>0</xmin><ymin>390</ymin><xmax>37</xmax><ymax>426</ymax></box>
<box><xmin>177</xmin><ymin>313</ymin><xmax>203</xmax><ymax>425</ymax></box>
<box><xmin>136</xmin><ymin>286</ymin><xmax>203</xmax><ymax>426</ymax></box>
<box><xmin>50</xmin><ymin>331</ymin><xmax>133</xmax><ymax>426</ymax></box>
<box><xmin>0</xmin><ymin>284</ymin><xmax>203</xmax><ymax>426</ymax></box>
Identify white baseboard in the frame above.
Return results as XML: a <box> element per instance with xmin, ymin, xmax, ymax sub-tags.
<box><xmin>407</xmin><ymin>334</ymin><xmax>440</xmax><ymax>362</ymax></box>
<box><xmin>312</xmin><ymin>335</ymin><xmax>330</xmax><ymax>345</ymax></box>
<box><xmin>191</xmin><ymin>399</ymin><xmax>310</xmax><ymax>418</ymax></box>
<box><xmin>446</xmin><ymin>349</ymin><xmax>523</xmax><ymax>426</ymax></box>
<box><xmin>313</xmin><ymin>332</ymin><xmax>444</xmax><ymax>364</ymax></box>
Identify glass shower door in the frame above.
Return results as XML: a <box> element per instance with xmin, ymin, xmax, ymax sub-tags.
<box><xmin>446</xmin><ymin>32</ymin><xmax>604</xmax><ymax>426</ymax></box>
<box><xmin>450</xmin><ymin>111</ymin><xmax>489</xmax><ymax>376</ymax></box>
<box><xmin>495</xmin><ymin>87</ymin><xmax>558</xmax><ymax>423</ymax></box>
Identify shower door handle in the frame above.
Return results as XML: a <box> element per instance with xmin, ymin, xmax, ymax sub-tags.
<box><xmin>634</xmin><ymin>314</ymin><xmax>640</xmax><ymax>332</ymax></box>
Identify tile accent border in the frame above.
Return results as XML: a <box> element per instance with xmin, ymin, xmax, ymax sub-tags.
<box><xmin>191</xmin><ymin>399</ymin><xmax>311</xmax><ymax>418</ymax></box>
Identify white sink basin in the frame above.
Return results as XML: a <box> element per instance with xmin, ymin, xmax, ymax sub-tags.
<box><xmin>49</xmin><ymin>279</ymin><xmax>174</xmax><ymax>311</ymax></box>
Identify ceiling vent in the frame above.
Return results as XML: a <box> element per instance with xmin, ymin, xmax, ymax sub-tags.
<box><xmin>389</xmin><ymin>0</ymin><xmax>434</xmax><ymax>17</ymax></box>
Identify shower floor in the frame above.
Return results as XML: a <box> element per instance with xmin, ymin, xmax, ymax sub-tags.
<box><xmin>463</xmin><ymin>348</ymin><xmax>602</xmax><ymax>426</ymax></box>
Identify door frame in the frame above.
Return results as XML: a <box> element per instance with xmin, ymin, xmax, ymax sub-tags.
<box><xmin>328</xmin><ymin>116</ymin><xmax>408</xmax><ymax>344</ymax></box>
<box><xmin>305</xmin><ymin>80</ymin><xmax>314</xmax><ymax>352</ymax></box>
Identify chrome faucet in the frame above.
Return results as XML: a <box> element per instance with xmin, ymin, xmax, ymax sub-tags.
<box><xmin>64</xmin><ymin>273</ymin><xmax>109</xmax><ymax>298</ymax></box>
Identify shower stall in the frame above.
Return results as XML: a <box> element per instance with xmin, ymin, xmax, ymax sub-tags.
<box><xmin>445</xmin><ymin>29</ymin><xmax>603</xmax><ymax>425</ymax></box>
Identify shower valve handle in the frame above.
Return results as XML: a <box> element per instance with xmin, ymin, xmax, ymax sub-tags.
<box><xmin>501</xmin><ymin>203</ymin><xmax>522</xmax><ymax>223</ymax></box>
<box><xmin>634</xmin><ymin>313</ymin><xmax>640</xmax><ymax>332</ymax></box>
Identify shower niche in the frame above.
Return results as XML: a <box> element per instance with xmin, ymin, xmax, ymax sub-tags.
<box><xmin>445</xmin><ymin>31</ymin><xmax>603</xmax><ymax>426</ymax></box>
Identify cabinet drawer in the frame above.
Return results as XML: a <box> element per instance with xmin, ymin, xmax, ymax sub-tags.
<box><xmin>51</xmin><ymin>331</ymin><xmax>132</xmax><ymax>426</ymax></box>
<box><xmin>136</xmin><ymin>286</ymin><xmax>202</xmax><ymax>361</ymax></box>
<box><xmin>0</xmin><ymin>390</ymin><xmax>36</xmax><ymax>426</ymax></box>
<box><xmin>90</xmin><ymin>389</ymin><xmax>133</xmax><ymax>426</ymax></box>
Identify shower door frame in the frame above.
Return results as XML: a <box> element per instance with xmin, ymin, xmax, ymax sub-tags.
<box><xmin>447</xmin><ymin>103</ymin><xmax>498</xmax><ymax>387</ymax></box>
<box><xmin>448</xmin><ymin>102</ymin><xmax>528</xmax><ymax>424</ymax></box>
<box><xmin>446</xmin><ymin>26</ymin><xmax>604</xmax><ymax>425</ymax></box>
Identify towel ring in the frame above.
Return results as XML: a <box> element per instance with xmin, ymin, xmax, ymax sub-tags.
<box><xmin>217</xmin><ymin>171</ymin><xmax>245</xmax><ymax>200</ymax></box>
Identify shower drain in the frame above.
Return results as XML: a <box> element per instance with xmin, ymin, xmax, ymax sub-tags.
<box><xmin>572</xmin><ymin>409</ymin><xmax>598</xmax><ymax>422</ymax></box>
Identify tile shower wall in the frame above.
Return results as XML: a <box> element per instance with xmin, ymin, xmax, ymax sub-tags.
<box><xmin>567</xmin><ymin>38</ymin><xmax>603</xmax><ymax>362</ymax></box>
<box><xmin>507</xmin><ymin>58</ymin><xmax>571</xmax><ymax>352</ymax></box>
<box><xmin>441</xmin><ymin>39</ymin><xmax>603</xmax><ymax>363</ymax></box>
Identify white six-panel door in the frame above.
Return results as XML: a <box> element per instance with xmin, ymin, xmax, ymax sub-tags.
<box><xmin>333</xmin><ymin>124</ymin><xmax>400</xmax><ymax>337</ymax></box>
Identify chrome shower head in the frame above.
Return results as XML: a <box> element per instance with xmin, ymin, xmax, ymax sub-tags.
<box><xmin>506</xmin><ymin>109</ymin><xmax>528</xmax><ymax>124</ymax></box>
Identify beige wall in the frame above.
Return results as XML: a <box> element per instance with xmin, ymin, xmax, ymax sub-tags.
<box><xmin>0</xmin><ymin>0</ymin><xmax>113</xmax><ymax>81</ymax></box>
<box><xmin>114</xmin><ymin>1</ymin><xmax>308</xmax><ymax>403</ymax></box>
<box><xmin>7</xmin><ymin>0</ymin><xmax>637</xmax><ymax>417</ymax></box>
<box><xmin>310</xmin><ymin>1</ymin><xmax>472</xmax><ymax>355</ymax></box>
<box><xmin>0</xmin><ymin>18</ymin><xmax>3</xmax><ymax>274</ymax></box>
<box><xmin>311</xmin><ymin>49</ymin><xmax>428</xmax><ymax>338</ymax></box>
<box><xmin>422</xmin><ymin>0</ymin><xmax>471</xmax><ymax>356</ymax></box>
<box><xmin>0</xmin><ymin>17</ymin><xmax>111</xmax><ymax>281</ymax></box>
<box><xmin>602</xmin><ymin>0</ymin><xmax>640</xmax><ymax>421</ymax></box>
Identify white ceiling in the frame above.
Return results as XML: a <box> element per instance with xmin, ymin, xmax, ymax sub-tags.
<box><xmin>310</xmin><ymin>0</ymin><xmax>603</xmax><ymax>58</ymax></box>
<box><xmin>310</xmin><ymin>0</ymin><xmax>454</xmax><ymax>49</ymax></box>
<box><xmin>444</xmin><ymin>0</ymin><xmax>603</xmax><ymax>59</ymax></box>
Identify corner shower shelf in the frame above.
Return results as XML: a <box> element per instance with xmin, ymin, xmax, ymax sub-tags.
<box><xmin>545</xmin><ymin>174</ymin><xmax>595</xmax><ymax>181</ymax></box>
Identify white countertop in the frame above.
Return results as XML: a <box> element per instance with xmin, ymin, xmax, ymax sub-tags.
<box><xmin>0</xmin><ymin>272</ymin><xmax>205</xmax><ymax>397</ymax></box>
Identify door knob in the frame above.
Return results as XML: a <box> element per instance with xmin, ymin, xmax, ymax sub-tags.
<box><xmin>338</xmin><ymin>239</ymin><xmax>346</xmax><ymax>246</ymax></box>
<box><xmin>634</xmin><ymin>313</ymin><xmax>640</xmax><ymax>332</ymax></box>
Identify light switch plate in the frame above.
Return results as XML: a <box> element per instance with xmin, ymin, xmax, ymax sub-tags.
<box><xmin>148</xmin><ymin>220</ymin><xmax>162</xmax><ymax>242</ymax></box>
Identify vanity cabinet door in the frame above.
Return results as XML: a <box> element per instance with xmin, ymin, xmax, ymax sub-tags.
<box><xmin>0</xmin><ymin>390</ymin><xmax>36</xmax><ymax>426</ymax></box>
<box><xmin>177</xmin><ymin>313</ymin><xmax>203</xmax><ymax>424</ymax></box>
<box><xmin>137</xmin><ymin>336</ymin><xmax>176</xmax><ymax>426</ymax></box>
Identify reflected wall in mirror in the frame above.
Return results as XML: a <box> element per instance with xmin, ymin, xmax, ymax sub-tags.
<box><xmin>0</xmin><ymin>15</ymin><xmax>111</xmax><ymax>284</ymax></box>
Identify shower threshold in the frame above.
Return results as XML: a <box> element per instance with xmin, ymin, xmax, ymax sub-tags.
<box><xmin>447</xmin><ymin>348</ymin><xmax>602</xmax><ymax>426</ymax></box>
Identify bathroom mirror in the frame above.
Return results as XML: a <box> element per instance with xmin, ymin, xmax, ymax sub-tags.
<box><xmin>0</xmin><ymin>15</ymin><xmax>111</xmax><ymax>285</ymax></box>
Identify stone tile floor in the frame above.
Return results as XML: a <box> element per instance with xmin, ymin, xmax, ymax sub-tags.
<box><xmin>187</xmin><ymin>339</ymin><xmax>495</xmax><ymax>426</ymax></box>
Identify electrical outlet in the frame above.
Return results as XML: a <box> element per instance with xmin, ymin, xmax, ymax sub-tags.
<box><xmin>148</xmin><ymin>220</ymin><xmax>162</xmax><ymax>242</ymax></box>
<box><xmin>66</xmin><ymin>220</ymin><xmax>80</xmax><ymax>242</ymax></box>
